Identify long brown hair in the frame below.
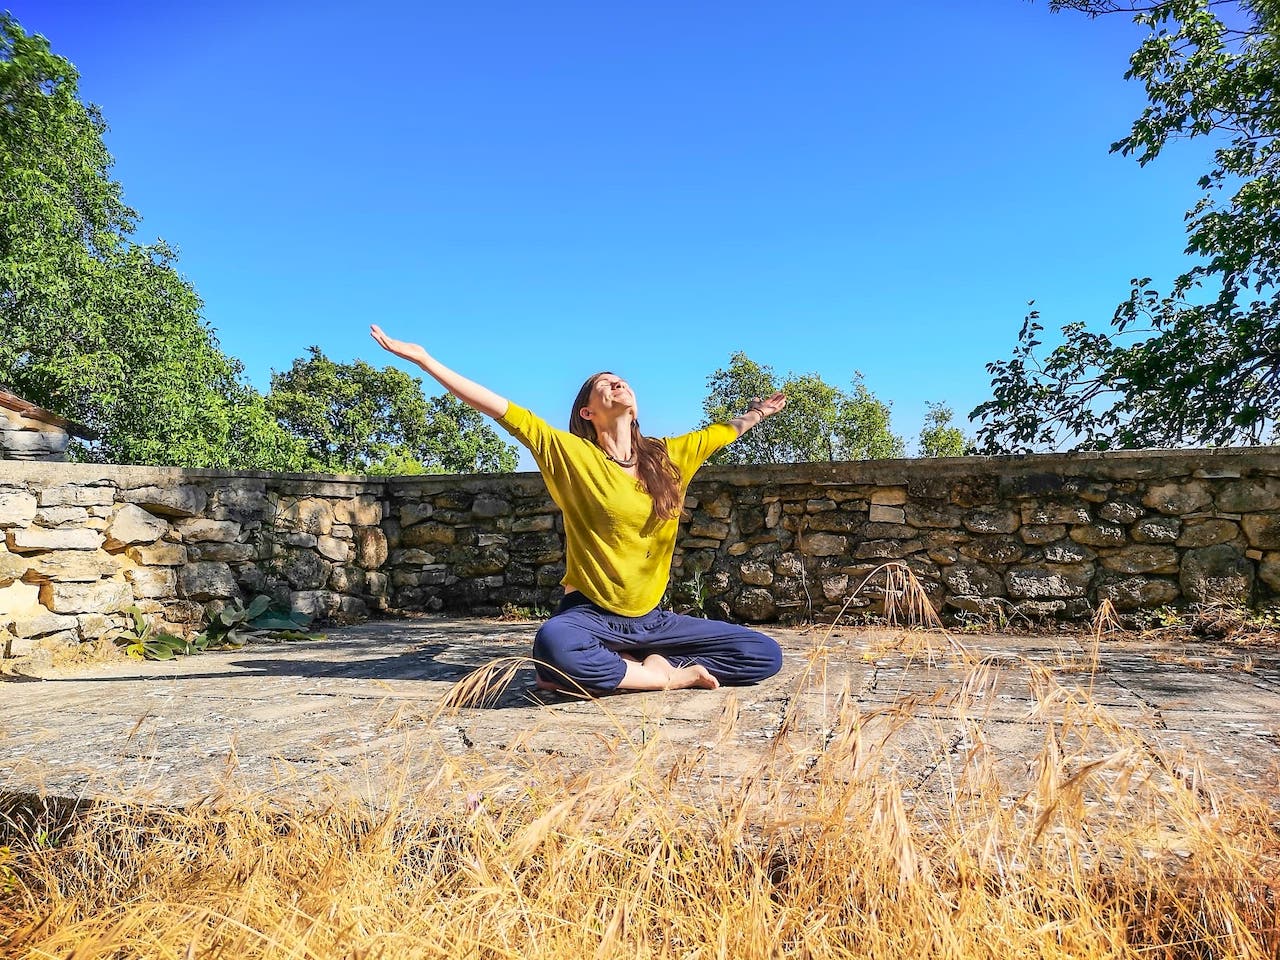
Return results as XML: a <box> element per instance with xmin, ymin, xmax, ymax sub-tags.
<box><xmin>569</xmin><ymin>372</ymin><xmax>683</xmax><ymax>521</ymax></box>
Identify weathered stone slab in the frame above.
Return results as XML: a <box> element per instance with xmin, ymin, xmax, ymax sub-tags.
<box><xmin>1180</xmin><ymin>544</ymin><xmax>1254</xmax><ymax>604</ymax></box>
<box><xmin>104</xmin><ymin>503</ymin><xmax>169</xmax><ymax>550</ymax></box>
<box><xmin>179</xmin><ymin>562</ymin><xmax>240</xmax><ymax>601</ymax></box>
<box><xmin>38</xmin><ymin>578</ymin><xmax>132</xmax><ymax>614</ymax></box>
<box><xmin>176</xmin><ymin>518</ymin><xmax>242</xmax><ymax>543</ymax></box>
<box><xmin>0</xmin><ymin>490</ymin><xmax>38</xmax><ymax>528</ymax></box>
<box><xmin>1005</xmin><ymin>563</ymin><xmax>1093</xmax><ymax>599</ymax></box>
<box><xmin>126</xmin><ymin>542</ymin><xmax>187</xmax><ymax>566</ymax></box>
<box><xmin>7</xmin><ymin>527</ymin><xmax>102</xmax><ymax>553</ymax></box>
<box><xmin>124</xmin><ymin>484</ymin><xmax>208</xmax><ymax>518</ymax></box>
<box><xmin>1142</xmin><ymin>480</ymin><xmax>1211</xmax><ymax>515</ymax></box>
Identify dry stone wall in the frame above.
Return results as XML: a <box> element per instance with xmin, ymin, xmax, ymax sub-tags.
<box><xmin>3</xmin><ymin>447</ymin><xmax>1280</xmax><ymax>654</ymax></box>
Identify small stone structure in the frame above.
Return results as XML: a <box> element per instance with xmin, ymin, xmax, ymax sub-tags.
<box><xmin>1</xmin><ymin>447</ymin><xmax>1279</xmax><ymax>655</ymax></box>
<box><xmin>0</xmin><ymin>389</ymin><xmax>95</xmax><ymax>462</ymax></box>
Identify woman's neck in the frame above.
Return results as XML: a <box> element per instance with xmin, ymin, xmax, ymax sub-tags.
<box><xmin>594</xmin><ymin>415</ymin><xmax>635</xmax><ymax>464</ymax></box>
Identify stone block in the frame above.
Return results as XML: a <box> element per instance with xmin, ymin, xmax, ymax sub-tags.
<box><xmin>283</xmin><ymin>532</ymin><xmax>317</xmax><ymax>549</ymax></box>
<box><xmin>11</xmin><ymin>608</ymin><xmax>79</xmax><ymax>638</ymax></box>
<box><xmin>126</xmin><ymin>542</ymin><xmax>187</xmax><ymax>566</ymax></box>
<box><xmin>806</xmin><ymin>498</ymin><xmax>836</xmax><ymax>513</ymax></box>
<box><xmin>820</xmin><ymin>574</ymin><xmax>849</xmax><ymax>601</ymax></box>
<box><xmin>1132</xmin><ymin>517</ymin><xmax>1180</xmax><ymax>544</ymax></box>
<box><xmin>800</xmin><ymin>533</ymin><xmax>847</xmax><ymax>557</ymax></box>
<box><xmin>104</xmin><ymin>503</ymin><xmax>170</xmax><ymax>550</ymax></box>
<box><xmin>0</xmin><ymin>579</ymin><xmax>42</xmax><ymax>619</ymax></box>
<box><xmin>124</xmin><ymin>484</ymin><xmax>208</xmax><ymax>518</ymax></box>
<box><xmin>176</xmin><ymin>518</ymin><xmax>242</xmax><ymax>543</ymax></box>
<box><xmin>733</xmin><ymin>588</ymin><xmax>777</xmax><ymax>622</ymax></box>
<box><xmin>1097</xmin><ymin>576</ymin><xmax>1181</xmax><ymax>611</ymax></box>
<box><xmin>280</xmin><ymin>552</ymin><xmax>331</xmax><ymax>591</ymax></box>
<box><xmin>278</xmin><ymin>497</ymin><xmax>335</xmax><ymax>535</ymax></box>
<box><xmin>805</xmin><ymin>512</ymin><xmax>860</xmax><ymax>533</ymax></box>
<box><xmin>1042</xmin><ymin>541</ymin><xmax>1095</xmax><ymax>564</ymax></box>
<box><xmin>126</xmin><ymin>567</ymin><xmax>178</xmax><ymax>600</ymax></box>
<box><xmin>1020</xmin><ymin>524</ymin><xmax>1066</xmax><ymax>545</ymax></box>
<box><xmin>775</xmin><ymin>553</ymin><xmax>803</xmax><ymax>577</ymax></box>
<box><xmin>39</xmin><ymin>484</ymin><xmax>115</xmax><ymax>508</ymax></box>
<box><xmin>1216</xmin><ymin>478</ymin><xmax>1280</xmax><ymax>513</ymax></box>
<box><xmin>1005</xmin><ymin>563</ymin><xmax>1094</xmax><ymax>599</ymax></box>
<box><xmin>335</xmin><ymin>494</ymin><xmax>382</xmax><ymax>525</ymax></box>
<box><xmin>868</xmin><ymin>504</ymin><xmax>905</xmax><ymax>524</ymax></box>
<box><xmin>209</xmin><ymin>486</ymin><xmax>271</xmax><ymax>523</ymax></box>
<box><xmin>1069</xmin><ymin>523</ymin><xmax>1126</xmax><ymax>548</ymax></box>
<box><xmin>33</xmin><ymin>506</ymin><xmax>89</xmax><ymax>527</ymax></box>
<box><xmin>513</xmin><ymin>532</ymin><xmax>563</xmax><ymax>564</ymax></box>
<box><xmin>472</xmin><ymin>496</ymin><xmax>511</xmax><ymax>518</ymax></box>
<box><xmin>21</xmin><ymin>550</ymin><xmax>118</xmax><ymax>583</ymax></box>
<box><xmin>0</xmin><ymin>490</ymin><xmax>37</xmax><ymax>528</ymax></box>
<box><xmin>0</xmin><ymin>548</ymin><xmax>28</xmax><ymax>587</ymax></box>
<box><xmin>689</xmin><ymin>520</ymin><xmax>729</xmax><ymax>540</ymax></box>
<box><xmin>355</xmin><ymin>528</ymin><xmax>389</xmax><ymax>569</ymax></box>
<box><xmin>179</xmin><ymin>562</ymin><xmax>240</xmax><ymax>601</ymax></box>
<box><xmin>1177</xmin><ymin>519</ymin><xmax>1240</xmax><ymax>548</ymax></box>
<box><xmin>739</xmin><ymin>561</ymin><xmax>773</xmax><ymax>586</ymax></box>
<box><xmin>1100</xmin><ymin>545</ymin><xmax>1180</xmax><ymax>575</ymax></box>
<box><xmin>962</xmin><ymin>508</ymin><xmax>1019</xmax><ymax>534</ymax></box>
<box><xmin>1142</xmin><ymin>480</ymin><xmax>1211</xmax><ymax>516</ymax></box>
<box><xmin>870</xmin><ymin>486</ymin><xmax>908</xmax><ymax>506</ymax></box>
<box><xmin>291</xmin><ymin>590</ymin><xmax>341</xmax><ymax>618</ymax></box>
<box><xmin>705</xmin><ymin>495</ymin><xmax>733</xmax><ymax>519</ymax></box>
<box><xmin>941</xmin><ymin>563</ymin><xmax>1005</xmax><ymax>597</ymax></box>
<box><xmin>7</xmin><ymin>527</ymin><xmax>102</xmax><ymax>553</ymax></box>
<box><xmin>958</xmin><ymin>536</ymin><xmax>1023</xmax><ymax>564</ymax></box>
<box><xmin>39</xmin><ymin>579</ymin><xmax>133</xmax><ymax>614</ymax></box>
<box><xmin>904</xmin><ymin>503</ymin><xmax>961</xmax><ymax>529</ymax></box>
<box><xmin>1260</xmin><ymin>552</ymin><xmax>1280</xmax><ymax>593</ymax></box>
<box><xmin>1020</xmin><ymin>502</ymin><xmax>1091</xmax><ymax>525</ymax></box>
<box><xmin>1098</xmin><ymin>500</ymin><xmax>1144</xmax><ymax>524</ymax></box>
<box><xmin>1241</xmin><ymin>513</ymin><xmax>1280</xmax><ymax>549</ymax></box>
<box><xmin>401</xmin><ymin>523</ymin><xmax>457</xmax><ymax>547</ymax></box>
<box><xmin>316</xmin><ymin>535</ymin><xmax>351</xmax><ymax>562</ymax></box>
<box><xmin>1180</xmin><ymin>544</ymin><xmax>1254</xmax><ymax>604</ymax></box>
<box><xmin>511</xmin><ymin>515</ymin><xmax>554</xmax><ymax>533</ymax></box>
<box><xmin>189</xmin><ymin>542</ymin><xmax>257</xmax><ymax>562</ymax></box>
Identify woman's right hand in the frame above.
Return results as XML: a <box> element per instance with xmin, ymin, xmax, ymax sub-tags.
<box><xmin>370</xmin><ymin>325</ymin><xmax>428</xmax><ymax>367</ymax></box>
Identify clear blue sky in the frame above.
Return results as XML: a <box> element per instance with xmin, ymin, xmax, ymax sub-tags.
<box><xmin>12</xmin><ymin>1</ymin><xmax>1212</xmax><ymax>465</ymax></box>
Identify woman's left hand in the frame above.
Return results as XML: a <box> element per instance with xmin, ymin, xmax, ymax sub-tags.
<box><xmin>750</xmin><ymin>392</ymin><xmax>787</xmax><ymax>418</ymax></box>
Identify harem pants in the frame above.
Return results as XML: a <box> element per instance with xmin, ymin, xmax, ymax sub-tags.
<box><xmin>533</xmin><ymin>591</ymin><xmax>783</xmax><ymax>692</ymax></box>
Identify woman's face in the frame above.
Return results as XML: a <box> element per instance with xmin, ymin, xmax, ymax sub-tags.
<box><xmin>582</xmin><ymin>373</ymin><xmax>637</xmax><ymax>421</ymax></box>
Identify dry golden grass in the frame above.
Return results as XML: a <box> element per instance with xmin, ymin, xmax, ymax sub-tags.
<box><xmin>2</xmin><ymin>564</ymin><xmax>1278</xmax><ymax>959</ymax></box>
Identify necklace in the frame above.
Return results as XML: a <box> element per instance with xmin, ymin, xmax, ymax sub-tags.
<box><xmin>604</xmin><ymin>450</ymin><xmax>637</xmax><ymax>468</ymax></box>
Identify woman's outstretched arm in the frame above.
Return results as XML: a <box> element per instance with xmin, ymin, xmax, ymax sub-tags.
<box><xmin>370</xmin><ymin>325</ymin><xmax>509</xmax><ymax>420</ymax></box>
<box><xmin>729</xmin><ymin>392</ymin><xmax>787</xmax><ymax>437</ymax></box>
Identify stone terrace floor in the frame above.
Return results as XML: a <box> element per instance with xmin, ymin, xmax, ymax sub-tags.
<box><xmin>2</xmin><ymin>617</ymin><xmax>1279</xmax><ymax>809</ymax></box>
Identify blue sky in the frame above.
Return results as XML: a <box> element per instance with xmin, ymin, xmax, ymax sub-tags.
<box><xmin>12</xmin><ymin>1</ymin><xmax>1212</xmax><ymax>466</ymax></box>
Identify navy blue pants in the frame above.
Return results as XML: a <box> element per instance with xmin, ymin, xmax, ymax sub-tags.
<box><xmin>533</xmin><ymin>592</ymin><xmax>783</xmax><ymax>692</ymax></box>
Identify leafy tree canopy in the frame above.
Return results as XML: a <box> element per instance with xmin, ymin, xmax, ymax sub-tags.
<box><xmin>266</xmin><ymin>347</ymin><xmax>518</xmax><ymax>474</ymax></box>
<box><xmin>701</xmin><ymin>351</ymin><xmax>904</xmax><ymax>465</ymax></box>
<box><xmin>0</xmin><ymin>14</ymin><xmax>302</xmax><ymax>468</ymax></box>
<box><xmin>918</xmin><ymin>402</ymin><xmax>970</xmax><ymax>458</ymax></box>
<box><xmin>974</xmin><ymin>0</ymin><xmax>1280</xmax><ymax>452</ymax></box>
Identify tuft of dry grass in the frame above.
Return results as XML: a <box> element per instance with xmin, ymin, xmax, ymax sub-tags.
<box><xmin>3</xmin><ymin>565</ymin><xmax>1279</xmax><ymax>959</ymax></box>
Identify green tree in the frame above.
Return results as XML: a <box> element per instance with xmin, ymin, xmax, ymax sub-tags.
<box><xmin>701</xmin><ymin>351</ymin><xmax>903</xmax><ymax>465</ymax></box>
<box><xmin>918</xmin><ymin>402</ymin><xmax>969</xmax><ymax>458</ymax></box>
<box><xmin>975</xmin><ymin>0</ymin><xmax>1280</xmax><ymax>452</ymax></box>
<box><xmin>0</xmin><ymin>15</ymin><xmax>299</xmax><ymax>468</ymax></box>
<box><xmin>266</xmin><ymin>347</ymin><xmax>517</xmax><ymax>474</ymax></box>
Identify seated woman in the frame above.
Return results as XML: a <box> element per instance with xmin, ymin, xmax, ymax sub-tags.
<box><xmin>371</xmin><ymin>325</ymin><xmax>786</xmax><ymax>694</ymax></box>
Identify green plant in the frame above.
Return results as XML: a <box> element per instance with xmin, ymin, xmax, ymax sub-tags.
<box><xmin>0</xmin><ymin>845</ymin><xmax>17</xmax><ymax>894</ymax></box>
<box><xmin>115</xmin><ymin>597</ymin><xmax>324</xmax><ymax>661</ymax></box>
<box><xmin>668</xmin><ymin>570</ymin><xmax>710</xmax><ymax>618</ymax></box>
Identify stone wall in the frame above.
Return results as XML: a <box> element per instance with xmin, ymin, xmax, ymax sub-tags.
<box><xmin>0</xmin><ymin>463</ymin><xmax>388</xmax><ymax>656</ymax></box>
<box><xmin>3</xmin><ymin>447</ymin><xmax>1280</xmax><ymax>654</ymax></box>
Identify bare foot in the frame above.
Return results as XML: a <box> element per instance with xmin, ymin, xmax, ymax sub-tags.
<box><xmin>641</xmin><ymin>654</ymin><xmax>720</xmax><ymax>691</ymax></box>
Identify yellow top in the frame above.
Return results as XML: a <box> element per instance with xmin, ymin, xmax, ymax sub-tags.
<box><xmin>497</xmin><ymin>402</ymin><xmax>737</xmax><ymax>617</ymax></box>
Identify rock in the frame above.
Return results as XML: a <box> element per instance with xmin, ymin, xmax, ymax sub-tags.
<box><xmin>399</xmin><ymin>502</ymin><xmax>435</xmax><ymax>526</ymax></box>
<box><xmin>329</xmin><ymin>565</ymin><xmax>367</xmax><ymax>594</ymax></box>
<box><xmin>775</xmin><ymin>553</ymin><xmax>803</xmax><ymax>577</ymax></box>
<box><xmin>278</xmin><ymin>497</ymin><xmax>335</xmax><ymax>535</ymax></box>
<box><xmin>798</xmin><ymin>533</ymin><xmax>846</xmax><ymax>557</ymax></box>
<box><xmin>820</xmin><ymin>575</ymin><xmax>849</xmax><ymax>601</ymax></box>
<box><xmin>11</xmin><ymin>608</ymin><xmax>80</xmax><ymax>638</ymax></box>
<box><xmin>124</xmin><ymin>484</ymin><xmax>208</xmax><ymax>518</ymax></box>
<box><xmin>39</xmin><ymin>484</ymin><xmax>114</xmax><ymax>508</ymax></box>
<box><xmin>805</xmin><ymin>512</ymin><xmax>860</xmax><ymax>533</ymax></box>
<box><xmin>472</xmin><ymin>496</ymin><xmax>511</xmax><ymax>518</ymax></box>
<box><xmin>959</xmin><ymin>536</ymin><xmax>1023</xmax><ymax>564</ymax></box>
<box><xmin>870</xmin><ymin>487</ymin><xmax>908</xmax><ymax>506</ymax></box>
<box><xmin>1142</xmin><ymin>480</ymin><xmax>1211</xmax><ymax>516</ymax></box>
<box><xmin>739</xmin><ymin>561</ymin><xmax>773</xmax><ymax>586</ymax></box>
<box><xmin>280</xmin><ymin>552</ymin><xmax>331</xmax><ymax>591</ymax></box>
<box><xmin>1241</xmin><ymin>513</ymin><xmax>1280</xmax><ymax>549</ymax></box>
<box><xmin>335</xmin><ymin>494</ymin><xmax>382</xmax><ymax>525</ymax></box>
<box><xmin>179</xmin><ymin>562</ymin><xmax>240</xmax><ymax>602</ymax></box>
<box><xmin>1069</xmin><ymin>523</ymin><xmax>1126</xmax><ymax>548</ymax></box>
<box><xmin>290</xmin><ymin>590</ymin><xmax>340</xmax><ymax>618</ymax></box>
<box><xmin>945</xmin><ymin>595</ymin><xmax>1006</xmax><ymax>616</ymax></box>
<box><xmin>189</xmin><ymin>542</ymin><xmax>256</xmax><ymax>562</ymax></box>
<box><xmin>209</xmin><ymin>486</ymin><xmax>270</xmax><ymax>523</ymax></box>
<box><xmin>1132</xmin><ymin>517</ymin><xmax>1181</xmax><ymax>544</ymax></box>
<box><xmin>1021</xmin><ymin>502</ymin><xmax>1091</xmax><ymax>525</ymax></box>
<box><xmin>1260</xmin><ymin>552</ymin><xmax>1280</xmax><ymax>593</ymax></box>
<box><xmin>806</xmin><ymin>498</ymin><xmax>836</xmax><ymax>514</ymax></box>
<box><xmin>34</xmin><ymin>506</ymin><xmax>92</xmax><ymax>527</ymax></box>
<box><xmin>853</xmin><ymin>539</ymin><xmax>922</xmax><ymax>560</ymax></box>
<box><xmin>126</xmin><ymin>567</ymin><xmax>178</xmax><ymax>600</ymax></box>
<box><xmin>0</xmin><ymin>549</ymin><xmax>28</xmax><ymax>587</ymax></box>
<box><xmin>941</xmin><ymin>564</ymin><xmax>1005</xmax><ymax>597</ymax></box>
<box><xmin>176</xmin><ymin>518</ymin><xmax>242</xmax><ymax>543</ymax></box>
<box><xmin>0</xmin><ymin>490</ymin><xmax>37</xmax><ymax>528</ymax></box>
<box><xmin>1097</xmin><ymin>576</ymin><xmax>1180</xmax><ymax>611</ymax></box>
<box><xmin>316</xmin><ymin>535</ymin><xmax>351</xmax><ymax>562</ymax></box>
<box><xmin>904</xmin><ymin>503</ymin><xmax>961</xmax><ymax>529</ymax></box>
<box><xmin>733</xmin><ymin>588</ymin><xmax>777</xmax><ymax>622</ymax></box>
<box><xmin>689</xmin><ymin>520</ymin><xmax>729</xmax><ymax>540</ymax></box>
<box><xmin>511</xmin><ymin>515</ymin><xmax>554</xmax><ymax>533</ymax></box>
<box><xmin>868</xmin><ymin>504</ymin><xmax>905</xmax><ymax>525</ymax></box>
<box><xmin>0</xmin><ymin>580</ymin><xmax>43</xmax><ymax>620</ymax></box>
<box><xmin>1098</xmin><ymin>500</ymin><xmax>1145</xmax><ymax>524</ymax></box>
<box><xmin>1020</xmin><ymin>524</ymin><xmax>1067</xmax><ymax>545</ymax></box>
<box><xmin>103</xmin><ymin>504</ymin><xmax>169</xmax><ymax>550</ymax></box>
<box><xmin>22</xmin><ymin>550</ymin><xmax>118</xmax><ymax>583</ymax></box>
<box><xmin>512</xmin><ymin>532</ymin><xmax>562</xmax><ymax>564</ymax></box>
<box><xmin>705</xmin><ymin>495</ymin><xmax>734</xmax><ymax>519</ymax></box>
<box><xmin>1043</xmin><ymin>541</ymin><xmax>1095</xmax><ymax>564</ymax></box>
<box><xmin>126</xmin><ymin>542</ymin><xmax>187</xmax><ymax>566</ymax></box>
<box><xmin>1177</xmin><ymin>519</ymin><xmax>1240</xmax><ymax>548</ymax></box>
<box><xmin>1180</xmin><ymin>544</ymin><xmax>1254</xmax><ymax>604</ymax></box>
<box><xmin>7</xmin><ymin>527</ymin><xmax>102</xmax><ymax>553</ymax></box>
<box><xmin>962</xmin><ymin>509</ymin><xmax>1019</xmax><ymax>534</ymax></box>
<box><xmin>355</xmin><ymin>528</ymin><xmax>388</xmax><ymax>569</ymax></box>
<box><xmin>39</xmin><ymin>579</ymin><xmax>133</xmax><ymax>614</ymax></box>
<box><xmin>765</xmin><ymin>502</ymin><xmax>782</xmax><ymax>528</ymax></box>
<box><xmin>1100</xmin><ymin>545</ymin><xmax>1180</xmax><ymax>575</ymax></box>
<box><xmin>1005</xmin><ymin>563</ymin><xmax>1094</xmax><ymax>599</ymax></box>
<box><xmin>456</xmin><ymin>546</ymin><xmax>510</xmax><ymax>577</ymax></box>
<box><xmin>1216</xmin><ymin>478</ymin><xmax>1280</xmax><ymax>513</ymax></box>
<box><xmin>401</xmin><ymin>523</ymin><xmax>457</xmax><ymax>547</ymax></box>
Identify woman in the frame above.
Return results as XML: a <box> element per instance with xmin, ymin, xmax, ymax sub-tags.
<box><xmin>371</xmin><ymin>325</ymin><xmax>786</xmax><ymax>694</ymax></box>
